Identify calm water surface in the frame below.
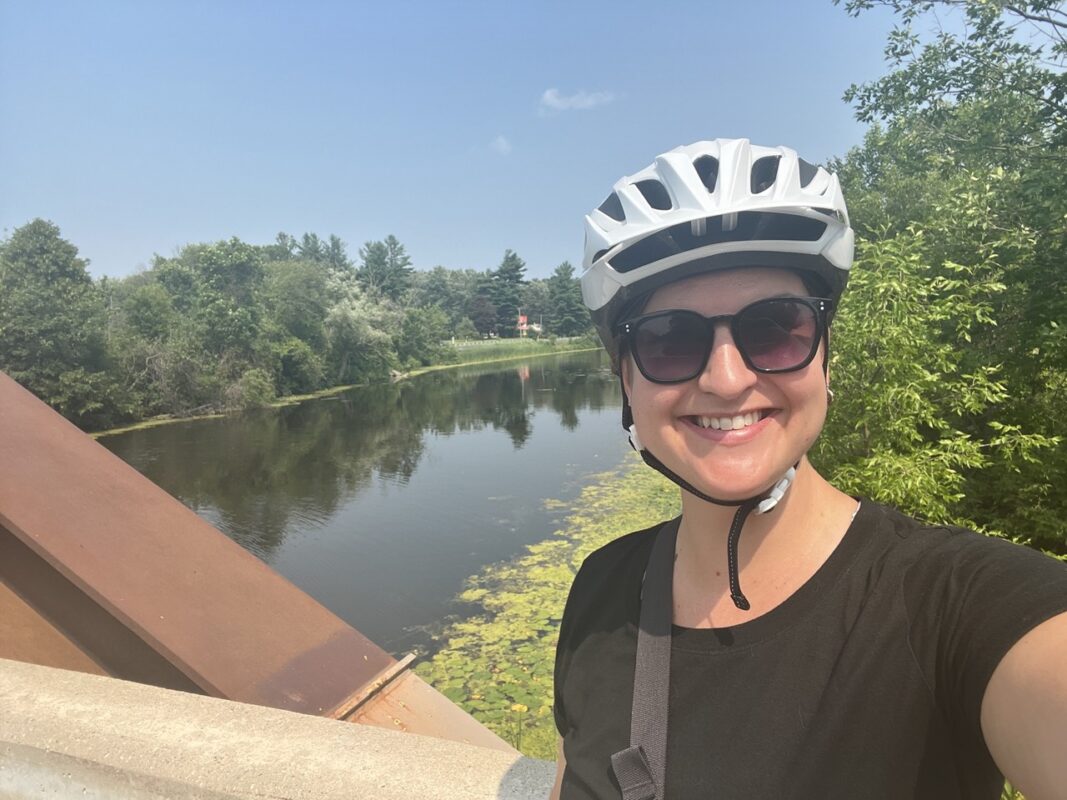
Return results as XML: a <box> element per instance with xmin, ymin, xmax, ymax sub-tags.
<box><xmin>100</xmin><ymin>350</ymin><xmax>627</xmax><ymax>656</ymax></box>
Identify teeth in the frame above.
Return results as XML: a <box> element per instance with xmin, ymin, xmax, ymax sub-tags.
<box><xmin>696</xmin><ymin>412</ymin><xmax>762</xmax><ymax>430</ymax></box>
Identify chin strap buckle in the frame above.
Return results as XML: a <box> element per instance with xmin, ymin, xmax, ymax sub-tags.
<box><xmin>628</xmin><ymin>423</ymin><xmax>644</xmax><ymax>452</ymax></box>
<box><xmin>756</xmin><ymin>466</ymin><xmax>796</xmax><ymax>514</ymax></box>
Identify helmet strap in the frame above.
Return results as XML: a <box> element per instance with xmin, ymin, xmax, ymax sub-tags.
<box><xmin>619</xmin><ymin>375</ymin><xmax>797</xmax><ymax>610</ymax></box>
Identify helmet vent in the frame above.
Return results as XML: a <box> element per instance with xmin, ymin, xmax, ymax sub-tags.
<box><xmin>610</xmin><ymin>211</ymin><xmax>827</xmax><ymax>273</ymax></box>
<box><xmin>598</xmin><ymin>192</ymin><xmax>625</xmax><ymax>221</ymax></box>
<box><xmin>635</xmin><ymin>180</ymin><xmax>672</xmax><ymax>210</ymax></box>
<box><xmin>750</xmin><ymin>156</ymin><xmax>781</xmax><ymax>194</ymax></box>
<box><xmin>693</xmin><ymin>155</ymin><xmax>719</xmax><ymax>192</ymax></box>
<box><xmin>798</xmin><ymin>158</ymin><xmax>819</xmax><ymax>188</ymax></box>
<box><xmin>812</xmin><ymin>206</ymin><xmax>845</xmax><ymax>223</ymax></box>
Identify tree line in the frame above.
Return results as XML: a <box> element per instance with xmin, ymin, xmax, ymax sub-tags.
<box><xmin>0</xmin><ymin>226</ymin><xmax>592</xmax><ymax>431</ymax></box>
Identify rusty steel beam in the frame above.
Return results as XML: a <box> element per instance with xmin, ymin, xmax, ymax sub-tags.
<box><xmin>0</xmin><ymin>372</ymin><xmax>511</xmax><ymax>751</ymax></box>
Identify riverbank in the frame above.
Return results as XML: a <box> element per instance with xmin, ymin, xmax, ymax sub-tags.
<box><xmin>90</xmin><ymin>338</ymin><xmax>599</xmax><ymax>439</ymax></box>
<box><xmin>404</xmin><ymin>338</ymin><xmax>599</xmax><ymax>379</ymax></box>
<box><xmin>414</xmin><ymin>453</ymin><xmax>679</xmax><ymax>759</ymax></box>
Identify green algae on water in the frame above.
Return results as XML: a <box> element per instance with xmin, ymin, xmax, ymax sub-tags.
<box><xmin>414</xmin><ymin>454</ymin><xmax>679</xmax><ymax>758</ymax></box>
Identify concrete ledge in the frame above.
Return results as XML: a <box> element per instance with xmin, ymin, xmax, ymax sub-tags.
<box><xmin>0</xmin><ymin>658</ymin><xmax>556</xmax><ymax>799</ymax></box>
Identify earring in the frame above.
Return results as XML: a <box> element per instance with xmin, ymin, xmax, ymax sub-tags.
<box><xmin>826</xmin><ymin>388</ymin><xmax>835</xmax><ymax>406</ymax></box>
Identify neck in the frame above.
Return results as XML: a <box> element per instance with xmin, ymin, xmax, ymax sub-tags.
<box><xmin>673</xmin><ymin>460</ymin><xmax>856</xmax><ymax>623</ymax></box>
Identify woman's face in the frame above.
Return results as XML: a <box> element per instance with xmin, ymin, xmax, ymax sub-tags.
<box><xmin>622</xmin><ymin>267</ymin><xmax>829</xmax><ymax>502</ymax></box>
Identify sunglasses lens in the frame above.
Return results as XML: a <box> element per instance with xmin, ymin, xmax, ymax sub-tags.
<box><xmin>633</xmin><ymin>312</ymin><xmax>708</xmax><ymax>382</ymax></box>
<box><xmin>627</xmin><ymin>299</ymin><xmax>823</xmax><ymax>383</ymax></box>
<box><xmin>735</xmin><ymin>299</ymin><xmax>818</xmax><ymax>371</ymax></box>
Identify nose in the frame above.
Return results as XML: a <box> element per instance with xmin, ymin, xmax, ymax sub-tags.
<box><xmin>695</xmin><ymin>323</ymin><xmax>758</xmax><ymax>398</ymax></box>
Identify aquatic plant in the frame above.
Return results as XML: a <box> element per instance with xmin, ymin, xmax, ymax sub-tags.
<box><xmin>415</xmin><ymin>454</ymin><xmax>678</xmax><ymax>758</ymax></box>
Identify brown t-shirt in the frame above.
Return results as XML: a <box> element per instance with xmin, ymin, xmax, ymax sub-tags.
<box><xmin>554</xmin><ymin>501</ymin><xmax>1067</xmax><ymax>799</ymax></box>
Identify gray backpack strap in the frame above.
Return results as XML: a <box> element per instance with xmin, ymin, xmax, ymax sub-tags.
<box><xmin>610</xmin><ymin>517</ymin><xmax>679</xmax><ymax>800</ymax></box>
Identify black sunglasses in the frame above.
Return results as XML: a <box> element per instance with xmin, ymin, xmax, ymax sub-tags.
<box><xmin>617</xmin><ymin>296</ymin><xmax>833</xmax><ymax>384</ymax></box>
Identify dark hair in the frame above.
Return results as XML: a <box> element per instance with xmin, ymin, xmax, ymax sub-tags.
<box><xmin>795</xmin><ymin>269</ymin><xmax>831</xmax><ymax>299</ymax></box>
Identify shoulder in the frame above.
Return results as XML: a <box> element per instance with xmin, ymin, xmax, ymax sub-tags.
<box><xmin>852</xmin><ymin>501</ymin><xmax>1067</xmax><ymax>628</ymax></box>
<box><xmin>856</xmin><ymin>500</ymin><xmax>1065</xmax><ymax>585</ymax></box>
<box><xmin>559</xmin><ymin>519</ymin><xmax>672</xmax><ymax>636</ymax></box>
<box><xmin>577</xmin><ymin>520</ymin><xmax>664</xmax><ymax>578</ymax></box>
<box><xmin>864</xmin><ymin>502</ymin><xmax>1067</xmax><ymax>733</ymax></box>
<box><xmin>846</xmin><ymin>500</ymin><xmax>1067</xmax><ymax>673</ymax></box>
<box><xmin>569</xmin><ymin>521</ymin><xmax>668</xmax><ymax>600</ymax></box>
<box><xmin>554</xmin><ymin>520</ymin><xmax>670</xmax><ymax>738</ymax></box>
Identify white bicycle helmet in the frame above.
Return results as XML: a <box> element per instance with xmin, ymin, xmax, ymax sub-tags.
<box><xmin>582</xmin><ymin>139</ymin><xmax>856</xmax><ymax>611</ymax></box>
<box><xmin>582</xmin><ymin>138</ymin><xmax>854</xmax><ymax>356</ymax></box>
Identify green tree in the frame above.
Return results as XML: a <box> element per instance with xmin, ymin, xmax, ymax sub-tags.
<box><xmin>259</xmin><ymin>258</ymin><xmax>332</xmax><ymax>396</ymax></box>
<box><xmin>814</xmin><ymin>202</ymin><xmax>1052</xmax><ymax>529</ymax></box>
<box><xmin>228</xmin><ymin>367</ymin><xmax>276</xmax><ymax>410</ymax></box>
<box><xmin>358</xmin><ymin>234</ymin><xmax>414</xmax><ymax>301</ymax></box>
<box><xmin>195</xmin><ymin>241</ymin><xmax>266</xmax><ymax>376</ymax></box>
<box><xmin>545</xmin><ymin>261</ymin><xmax>589</xmax><ymax>337</ymax></box>
<box><xmin>122</xmin><ymin>282</ymin><xmax>177</xmax><ymax>343</ymax></box>
<box><xmin>263</xmin><ymin>258</ymin><xmax>330</xmax><ymax>351</ymax></box>
<box><xmin>490</xmin><ymin>250</ymin><xmax>526</xmax><ymax>337</ymax></box>
<box><xmin>263</xmin><ymin>232</ymin><xmax>297</xmax><ymax>262</ymax></box>
<box><xmin>453</xmin><ymin>316</ymin><xmax>479</xmax><ymax>340</ymax></box>
<box><xmin>297</xmin><ymin>232</ymin><xmax>325</xmax><ymax>262</ymax></box>
<box><xmin>0</xmin><ymin>219</ymin><xmax>125</xmax><ymax>427</ymax></box>
<box><xmin>394</xmin><ymin>306</ymin><xmax>454</xmax><ymax>368</ymax></box>
<box><xmin>143</xmin><ymin>238</ymin><xmax>269</xmax><ymax>412</ymax></box>
<box><xmin>466</xmin><ymin>271</ymin><xmax>499</xmax><ymax>336</ymax></box>
<box><xmin>324</xmin><ymin>234</ymin><xmax>353</xmax><ymax>273</ymax></box>
<box><xmin>835</xmin><ymin>0</ymin><xmax>1067</xmax><ymax>551</ymax></box>
<box><xmin>324</xmin><ymin>291</ymin><xmax>397</xmax><ymax>383</ymax></box>
<box><xmin>408</xmin><ymin>266</ymin><xmax>484</xmax><ymax>336</ymax></box>
<box><xmin>839</xmin><ymin>1</ymin><xmax>1066</xmax><ymax>149</ymax></box>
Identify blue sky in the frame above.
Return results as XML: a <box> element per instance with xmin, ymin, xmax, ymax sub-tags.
<box><xmin>1</xmin><ymin>1</ymin><xmax>901</xmax><ymax>280</ymax></box>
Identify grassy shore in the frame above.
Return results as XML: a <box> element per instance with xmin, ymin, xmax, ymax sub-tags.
<box><xmin>90</xmin><ymin>337</ymin><xmax>599</xmax><ymax>439</ymax></box>
<box><xmin>414</xmin><ymin>453</ymin><xmax>679</xmax><ymax>758</ymax></box>
<box><xmin>404</xmin><ymin>336</ymin><xmax>599</xmax><ymax>378</ymax></box>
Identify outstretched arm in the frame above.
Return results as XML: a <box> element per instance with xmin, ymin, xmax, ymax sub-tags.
<box><xmin>548</xmin><ymin>736</ymin><xmax>566</xmax><ymax>800</ymax></box>
<box><xmin>981</xmin><ymin>611</ymin><xmax>1067</xmax><ymax>800</ymax></box>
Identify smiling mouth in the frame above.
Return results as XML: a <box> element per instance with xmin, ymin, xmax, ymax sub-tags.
<box><xmin>685</xmin><ymin>410</ymin><xmax>771</xmax><ymax>431</ymax></box>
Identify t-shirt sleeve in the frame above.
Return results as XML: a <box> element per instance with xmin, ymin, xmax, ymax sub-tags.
<box><xmin>554</xmin><ymin>557</ymin><xmax>589</xmax><ymax>738</ymax></box>
<box><xmin>553</xmin><ymin>526</ymin><xmax>654</xmax><ymax>738</ymax></box>
<box><xmin>904</xmin><ymin>530</ymin><xmax>1067</xmax><ymax>744</ymax></box>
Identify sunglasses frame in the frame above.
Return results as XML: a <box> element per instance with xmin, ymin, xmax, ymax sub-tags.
<box><xmin>617</xmin><ymin>296</ymin><xmax>834</xmax><ymax>385</ymax></box>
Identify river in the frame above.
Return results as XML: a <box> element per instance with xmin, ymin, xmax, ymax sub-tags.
<box><xmin>99</xmin><ymin>350</ymin><xmax>627</xmax><ymax>656</ymax></box>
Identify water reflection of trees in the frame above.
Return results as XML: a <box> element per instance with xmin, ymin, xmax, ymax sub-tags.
<box><xmin>102</xmin><ymin>351</ymin><xmax>619</xmax><ymax>559</ymax></box>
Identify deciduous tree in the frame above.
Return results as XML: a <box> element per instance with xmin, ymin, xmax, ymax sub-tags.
<box><xmin>0</xmin><ymin>219</ymin><xmax>123</xmax><ymax>427</ymax></box>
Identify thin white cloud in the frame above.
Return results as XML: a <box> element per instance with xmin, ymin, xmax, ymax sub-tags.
<box><xmin>540</xmin><ymin>88</ymin><xmax>615</xmax><ymax>113</ymax></box>
<box><xmin>490</xmin><ymin>135</ymin><xmax>512</xmax><ymax>155</ymax></box>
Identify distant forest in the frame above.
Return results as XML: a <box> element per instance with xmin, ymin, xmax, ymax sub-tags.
<box><xmin>0</xmin><ymin>224</ymin><xmax>592</xmax><ymax>430</ymax></box>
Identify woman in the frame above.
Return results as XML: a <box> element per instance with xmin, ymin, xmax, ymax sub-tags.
<box><xmin>550</xmin><ymin>139</ymin><xmax>1067</xmax><ymax>799</ymax></box>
